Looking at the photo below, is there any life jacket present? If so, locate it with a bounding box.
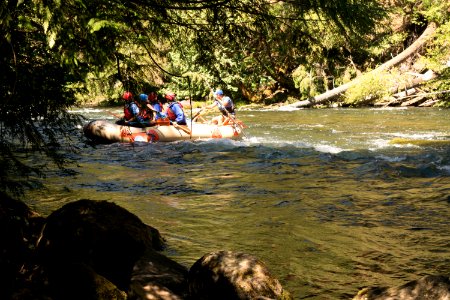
[124,102,143,122]
[223,96,235,114]
[154,109,170,125]
[124,102,133,120]
[216,98,234,117]
[140,106,153,121]
[166,102,183,121]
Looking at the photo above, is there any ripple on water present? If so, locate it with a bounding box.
[22,108,450,299]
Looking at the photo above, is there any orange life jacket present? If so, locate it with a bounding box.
[166,102,183,121]
[124,103,133,120]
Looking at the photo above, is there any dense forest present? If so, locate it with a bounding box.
[1,0,449,193]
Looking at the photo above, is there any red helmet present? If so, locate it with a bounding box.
[122,91,133,101]
[164,92,176,101]
[148,92,157,101]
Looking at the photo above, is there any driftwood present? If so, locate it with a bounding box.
[400,95,425,106]
[284,22,437,108]
[373,69,438,106]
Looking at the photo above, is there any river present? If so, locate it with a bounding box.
[24,107,450,299]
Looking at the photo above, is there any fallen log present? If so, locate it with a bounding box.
[400,95,426,106]
[283,22,437,108]
[377,88,450,107]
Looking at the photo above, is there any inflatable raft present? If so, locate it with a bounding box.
[83,120,244,143]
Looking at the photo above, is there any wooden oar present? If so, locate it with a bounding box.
[192,107,209,123]
[173,122,191,135]
[221,109,247,129]
[192,108,205,120]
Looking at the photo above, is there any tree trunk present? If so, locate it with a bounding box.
[284,22,437,108]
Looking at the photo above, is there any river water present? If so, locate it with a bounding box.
[24,107,450,299]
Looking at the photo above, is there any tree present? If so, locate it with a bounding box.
[0,0,396,194]
[1,0,82,194]
[286,22,438,108]
[160,0,386,102]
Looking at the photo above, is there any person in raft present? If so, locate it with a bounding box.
[138,93,156,126]
[117,91,144,127]
[206,89,235,125]
[148,92,163,113]
[161,92,187,125]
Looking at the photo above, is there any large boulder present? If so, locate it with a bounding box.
[37,199,165,295]
[44,262,127,300]
[188,250,292,300]
[353,275,450,300]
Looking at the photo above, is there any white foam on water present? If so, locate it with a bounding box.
[314,144,346,154]
[277,106,301,112]
[369,139,391,150]
[390,132,437,139]
[69,107,105,113]
[438,165,450,174]
[374,154,407,162]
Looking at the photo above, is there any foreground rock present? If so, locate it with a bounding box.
[37,199,183,299]
[188,250,292,300]
[130,249,189,299]
[1,197,293,299]
[353,275,450,300]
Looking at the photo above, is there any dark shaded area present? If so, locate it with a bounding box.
[38,199,164,291]
[0,196,187,299]
[0,191,46,299]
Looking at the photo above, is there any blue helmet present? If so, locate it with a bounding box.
[214,89,224,96]
[139,93,148,102]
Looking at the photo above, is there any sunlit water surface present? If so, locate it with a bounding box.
[24,107,450,299]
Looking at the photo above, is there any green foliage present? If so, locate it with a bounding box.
[420,22,450,72]
[293,66,317,98]
[182,0,373,102]
[416,14,450,107]
[2,0,448,194]
[370,32,409,57]
[419,0,450,24]
[1,0,84,194]
[344,70,396,105]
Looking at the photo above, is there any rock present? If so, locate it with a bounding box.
[188,250,292,300]
[130,250,189,300]
[3,197,294,300]
[37,199,164,292]
[353,275,450,300]
[46,262,127,300]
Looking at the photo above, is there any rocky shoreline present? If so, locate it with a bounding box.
[1,193,448,299]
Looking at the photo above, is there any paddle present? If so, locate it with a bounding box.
[192,107,209,123]
[215,100,246,129]
[214,101,249,138]
[192,108,204,121]
[172,122,192,135]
